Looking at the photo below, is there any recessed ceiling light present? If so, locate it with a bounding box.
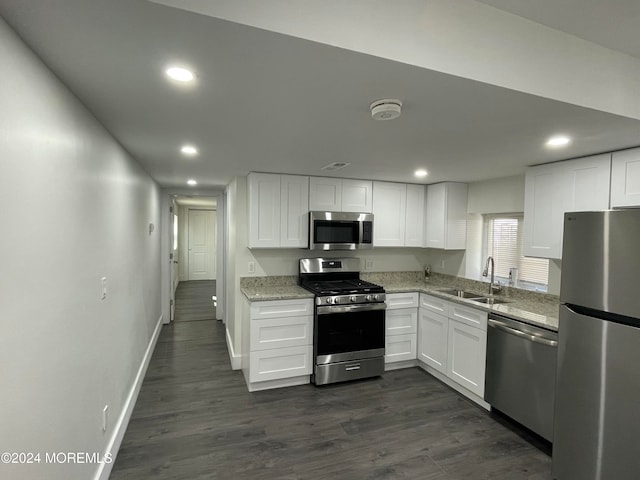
[546,135,571,147]
[165,67,194,82]
[187,179,197,186]
[415,169,428,178]
[181,145,198,156]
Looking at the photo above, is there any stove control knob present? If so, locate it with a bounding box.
[350,296,357,302]
[326,297,334,304]
[366,294,376,301]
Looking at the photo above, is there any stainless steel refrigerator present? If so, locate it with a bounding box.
[553,209,640,479]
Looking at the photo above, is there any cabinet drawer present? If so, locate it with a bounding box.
[419,293,449,316]
[385,333,417,363]
[250,299,313,320]
[449,304,488,330]
[385,308,418,335]
[386,292,419,309]
[249,345,313,383]
[250,315,312,351]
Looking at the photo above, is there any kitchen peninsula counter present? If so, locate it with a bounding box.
[363,272,559,332]
[240,272,559,331]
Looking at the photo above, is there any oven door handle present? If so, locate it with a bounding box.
[317,302,386,315]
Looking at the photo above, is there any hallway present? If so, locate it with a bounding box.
[174,280,217,322]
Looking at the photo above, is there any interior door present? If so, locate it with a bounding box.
[170,211,178,321]
[188,209,216,280]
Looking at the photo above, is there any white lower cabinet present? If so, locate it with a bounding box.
[418,293,488,405]
[384,293,418,365]
[386,333,417,363]
[447,319,486,397]
[417,308,448,373]
[244,298,314,391]
[249,345,313,383]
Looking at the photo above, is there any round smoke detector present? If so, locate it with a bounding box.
[370,99,402,121]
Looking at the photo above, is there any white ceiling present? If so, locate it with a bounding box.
[1,0,639,189]
[476,0,640,60]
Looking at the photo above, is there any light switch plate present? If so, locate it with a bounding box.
[100,277,108,300]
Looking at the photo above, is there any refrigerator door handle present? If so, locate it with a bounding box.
[488,318,558,347]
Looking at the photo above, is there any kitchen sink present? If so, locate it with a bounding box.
[470,297,511,305]
[439,288,484,299]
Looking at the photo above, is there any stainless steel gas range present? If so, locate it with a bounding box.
[299,257,386,385]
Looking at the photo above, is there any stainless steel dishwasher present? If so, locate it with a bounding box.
[484,313,558,442]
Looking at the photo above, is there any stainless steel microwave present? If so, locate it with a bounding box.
[309,211,373,250]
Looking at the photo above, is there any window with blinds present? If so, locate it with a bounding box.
[484,214,549,288]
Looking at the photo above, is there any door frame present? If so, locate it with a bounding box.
[160,188,225,324]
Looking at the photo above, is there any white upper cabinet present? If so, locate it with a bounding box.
[280,175,310,248]
[405,184,426,247]
[309,177,341,211]
[424,182,467,250]
[524,154,611,259]
[523,163,565,259]
[342,179,373,212]
[564,154,611,212]
[372,181,407,246]
[373,181,427,247]
[611,147,640,207]
[248,173,281,248]
[248,173,309,248]
[309,177,373,212]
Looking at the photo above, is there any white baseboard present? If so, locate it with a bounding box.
[246,375,310,392]
[226,326,242,370]
[385,359,418,371]
[417,362,490,411]
[94,313,164,480]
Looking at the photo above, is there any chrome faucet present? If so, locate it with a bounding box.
[482,256,501,296]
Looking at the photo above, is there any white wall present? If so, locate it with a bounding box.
[243,248,430,277]
[0,18,161,480]
[225,178,241,365]
[467,175,525,214]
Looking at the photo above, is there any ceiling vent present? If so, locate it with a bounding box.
[321,162,350,171]
[370,99,402,121]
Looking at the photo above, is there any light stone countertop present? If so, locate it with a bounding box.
[240,272,559,331]
[241,284,314,302]
[240,276,314,302]
[365,272,559,332]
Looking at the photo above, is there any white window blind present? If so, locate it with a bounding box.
[484,214,549,286]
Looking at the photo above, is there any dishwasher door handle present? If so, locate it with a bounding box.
[488,318,558,347]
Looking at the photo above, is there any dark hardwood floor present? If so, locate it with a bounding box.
[110,283,551,479]
[174,280,217,322]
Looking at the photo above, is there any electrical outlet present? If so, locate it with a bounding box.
[248,261,256,274]
[440,260,445,269]
[102,405,109,432]
[365,259,374,270]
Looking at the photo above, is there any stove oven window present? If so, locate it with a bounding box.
[316,309,384,356]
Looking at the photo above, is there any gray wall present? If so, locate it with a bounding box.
[0,18,162,480]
